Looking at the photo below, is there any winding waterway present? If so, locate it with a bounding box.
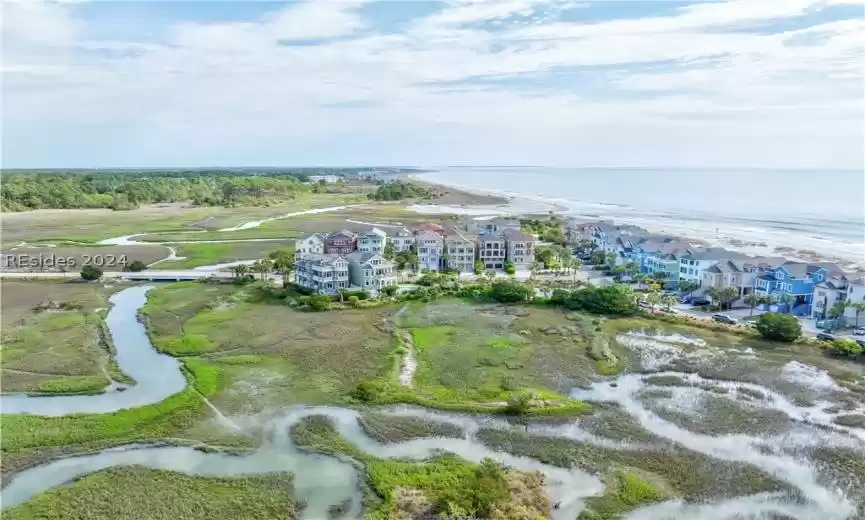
[2,287,863,519]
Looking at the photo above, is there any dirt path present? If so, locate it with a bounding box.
[398,330,417,387]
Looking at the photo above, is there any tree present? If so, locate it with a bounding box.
[563,283,637,315]
[651,271,668,283]
[828,300,849,320]
[778,293,795,312]
[678,280,699,298]
[268,249,295,285]
[743,293,771,316]
[661,294,678,310]
[503,261,516,275]
[474,260,485,275]
[381,285,398,298]
[850,301,865,328]
[708,286,739,310]
[126,260,147,272]
[827,338,863,358]
[755,312,801,342]
[80,264,103,281]
[230,264,249,279]
[605,252,617,267]
[383,240,395,261]
[589,251,606,265]
[489,280,532,303]
[645,289,662,312]
[504,391,535,415]
[348,295,360,308]
[634,273,649,290]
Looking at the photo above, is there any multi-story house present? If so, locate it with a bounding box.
[346,252,397,294]
[754,262,844,315]
[443,231,476,273]
[294,254,350,295]
[701,257,782,298]
[678,248,747,288]
[416,230,444,271]
[466,218,521,235]
[502,228,535,270]
[324,230,357,255]
[811,273,865,323]
[630,238,695,285]
[357,228,387,254]
[478,231,506,270]
[391,228,415,253]
[294,233,325,259]
[844,276,865,324]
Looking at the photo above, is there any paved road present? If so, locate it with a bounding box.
[0,270,284,285]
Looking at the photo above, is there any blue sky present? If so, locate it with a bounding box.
[3,0,863,168]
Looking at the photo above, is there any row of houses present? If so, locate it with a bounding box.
[578,220,865,322]
[293,219,537,295]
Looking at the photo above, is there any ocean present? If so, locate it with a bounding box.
[417,167,865,268]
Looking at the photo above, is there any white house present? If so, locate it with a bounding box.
[308,175,340,183]
[357,228,387,254]
[346,252,397,294]
[294,233,325,259]
[844,275,865,324]
[391,228,415,252]
[812,277,849,320]
[416,230,444,271]
[678,248,747,288]
[294,254,349,294]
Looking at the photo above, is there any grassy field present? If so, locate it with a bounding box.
[0,281,127,394]
[0,193,369,245]
[394,300,610,404]
[0,245,171,272]
[578,471,667,520]
[150,240,295,269]
[142,282,396,411]
[0,467,299,520]
[290,415,550,520]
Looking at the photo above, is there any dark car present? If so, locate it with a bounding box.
[816,332,836,341]
[690,297,711,306]
[712,314,737,325]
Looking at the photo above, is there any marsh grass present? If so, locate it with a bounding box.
[0,467,298,520]
[358,412,464,443]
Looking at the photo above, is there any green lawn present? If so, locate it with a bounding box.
[150,241,294,270]
[0,467,298,520]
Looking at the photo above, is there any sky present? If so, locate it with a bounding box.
[2,0,863,168]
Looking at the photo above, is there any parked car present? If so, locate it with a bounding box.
[678,296,692,304]
[852,327,865,336]
[690,297,711,306]
[712,314,737,325]
[857,339,865,347]
[816,332,836,341]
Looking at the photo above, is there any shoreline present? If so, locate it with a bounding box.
[409,172,864,272]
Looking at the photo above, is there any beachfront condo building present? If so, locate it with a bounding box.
[294,254,350,295]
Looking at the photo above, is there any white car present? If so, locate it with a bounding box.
[853,327,865,336]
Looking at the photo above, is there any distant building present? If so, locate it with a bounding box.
[308,175,340,183]
[478,231,506,270]
[357,228,387,254]
[390,228,415,253]
[324,230,357,255]
[294,254,349,294]
[701,257,782,298]
[678,248,748,288]
[755,262,845,315]
[501,228,536,270]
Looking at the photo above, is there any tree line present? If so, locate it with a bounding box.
[1,171,312,211]
[367,181,431,201]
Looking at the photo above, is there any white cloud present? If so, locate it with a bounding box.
[1,0,862,168]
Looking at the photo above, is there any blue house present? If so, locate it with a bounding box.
[754,262,844,316]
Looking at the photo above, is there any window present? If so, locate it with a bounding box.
[774,271,784,280]
[420,248,428,253]
[680,267,687,274]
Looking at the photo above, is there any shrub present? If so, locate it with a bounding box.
[80,264,103,281]
[352,380,386,402]
[474,260,484,275]
[827,338,863,358]
[381,285,398,298]
[755,312,801,342]
[348,295,360,308]
[306,294,332,311]
[489,280,532,303]
[504,391,535,415]
[126,260,147,272]
[503,261,516,275]
[563,284,637,315]
[343,290,369,300]
[294,284,315,296]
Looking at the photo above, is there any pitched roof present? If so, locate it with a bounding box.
[300,253,346,265]
[328,229,357,240]
[779,261,845,278]
[684,247,747,261]
[360,227,387,238]
[416,230,443,241]
[807,262,845,277]
[297,233,325,243]
[501,228,535,241]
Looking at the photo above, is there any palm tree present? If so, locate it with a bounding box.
[848,301,865,328]
[646,290,662,313]
[743,293,763,316]
[570,257,582,287]
[828,300,849,320]
[661,294,677,311]
[679,280,699,299]
[634,273,649,291]
[231,264,249,279]
[778,293,796,313]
